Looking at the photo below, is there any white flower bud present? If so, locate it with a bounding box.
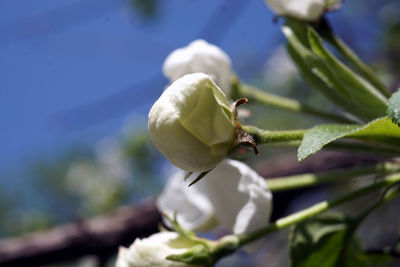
[115,232,198,267]
[264,0,328,21]
[148,73,235,172]
[156,159,273,236]
[163,39,232,95]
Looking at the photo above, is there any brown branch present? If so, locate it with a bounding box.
[0,198,161,267]
[0,151,387,266]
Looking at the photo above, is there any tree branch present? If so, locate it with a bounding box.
[0,198,161,267]
[0,151,386,266]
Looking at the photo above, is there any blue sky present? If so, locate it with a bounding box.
[0,0,388,184]
[0,0,278,175]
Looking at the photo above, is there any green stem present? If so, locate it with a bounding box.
[236,173,400,246]
[356,182,400,225]
[241,125,306,144]
[233,83,354,123]
[318,19,391,98]
[241,125,400,156]
[266,162,400,192]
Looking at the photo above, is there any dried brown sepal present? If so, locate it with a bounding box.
[234,127,259,156]
[232,98,249,121]
[232,98,259,156]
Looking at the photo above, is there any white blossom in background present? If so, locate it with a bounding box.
[148,73,235,172]
[264,0,328,21]
[263,46,298,89]
[163,39,232,96]
[65,138,131,213]
[156,159,273,236]
[115,232,199,267]
[95,137,131,180]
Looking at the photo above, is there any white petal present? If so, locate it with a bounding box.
[157,160,273,240]
[201,160,248,231]
[116,232,196,267]
[265,0,327,21]
[284,0,326,21]
[201,160,273,234]
[156,171,217,231]
[233,185,272,234]
[163,39,232,95]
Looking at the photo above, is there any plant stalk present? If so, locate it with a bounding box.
[234,83,354,123]
[241,125,306,144]
[266,162,400,192]
[241,125,400,156]
[236,173,400,246]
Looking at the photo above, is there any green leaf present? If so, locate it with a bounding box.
[308,28,388,120]
[287,44,353,111]
[289,212,393,267]
[352,253,395,266]
[283,25,352,103]
[290,213,349,267]
[283,24,378,121]
[298,117,400,161]
[387,89,400,126]
[284,17,310,48]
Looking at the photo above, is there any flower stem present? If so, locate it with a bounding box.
[241,125,400,156]
[266,162,400,192]
[241,125,306,144]
[233,82,354,123]
[236,173,400,246]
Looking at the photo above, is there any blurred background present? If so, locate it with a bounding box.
[1,0,400,266]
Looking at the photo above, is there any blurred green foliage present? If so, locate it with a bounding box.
[0,130,162,239]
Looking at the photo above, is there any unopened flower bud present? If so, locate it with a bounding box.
[115,232,199,267]
[163,39,232,96]
[264,0,328,21]
[148,73,235,172]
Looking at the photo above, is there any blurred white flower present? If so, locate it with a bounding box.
[115,232,198,267]
[148,73,235,172]
[65,137,131,213]
[264,0,328,21]
[263,46,298,89]
[163,39,232,95]
[156,159,272,235]
[95,137,131,181]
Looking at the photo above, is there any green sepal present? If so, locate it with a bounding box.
[387,89,400,126]
[167,244,213,265]
[282,23,368,120]
[307,27,388,120]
